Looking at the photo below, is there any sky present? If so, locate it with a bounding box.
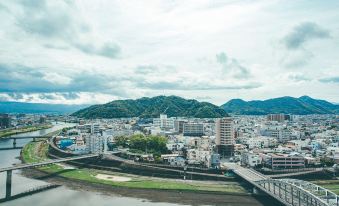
[0,0,339,105]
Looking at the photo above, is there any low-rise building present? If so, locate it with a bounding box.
[161,154,186,166]
[265,153,305,169]
[242,152,262,167]
[246,136,277,149]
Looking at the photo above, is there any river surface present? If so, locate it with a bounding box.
[0,123,271,206]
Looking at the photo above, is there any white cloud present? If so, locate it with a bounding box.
[43,72,72,85]
[0,0,339,105]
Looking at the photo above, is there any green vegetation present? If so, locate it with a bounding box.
[311,180,339,195]
[39,167,246,193]
[0,124,52,138]
[21,141,247,194]
[114,134,168,157]
[221,96,339,115]
[72,95,228,118]
[320,158,335,167]
[114,136,129,148]
[129,134,168,155]
[22,141,49,163]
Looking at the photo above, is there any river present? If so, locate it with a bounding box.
[0,123,272,206]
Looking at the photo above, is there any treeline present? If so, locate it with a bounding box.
[72,95,228,118]
[114,134,168,157]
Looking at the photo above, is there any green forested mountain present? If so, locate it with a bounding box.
[72,96,228,118]
[221,96,339,115]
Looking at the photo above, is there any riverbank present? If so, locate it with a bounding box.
[21,141,250,195]
[311,180,339,194]
[0,124,53,138]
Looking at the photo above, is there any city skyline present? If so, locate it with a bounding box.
[1,0,339,105]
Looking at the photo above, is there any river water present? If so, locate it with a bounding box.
[0,123,270,206]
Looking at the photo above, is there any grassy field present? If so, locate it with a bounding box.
[21,141,248,194]
[311,180,339,195]
[0,124,52,138]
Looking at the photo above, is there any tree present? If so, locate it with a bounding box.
[115,136,129,148]
[320,157,334,167]
[129,134,168,156]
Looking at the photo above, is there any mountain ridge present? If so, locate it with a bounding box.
[1,95,338,116]
[221,96,339,115]
[72,95,228,118]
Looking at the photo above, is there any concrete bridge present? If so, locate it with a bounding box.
[0,154,99,200]
[1,136,50,147]
[225,163,339,206]
[0,184,60,203]
[0,146,24,151]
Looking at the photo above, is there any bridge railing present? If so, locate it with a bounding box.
[282,179,339,206]
[255,178,339,206]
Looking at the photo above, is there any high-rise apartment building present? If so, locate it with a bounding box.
[183,123,204,136]
[0,114,11,129]
[85,134,104,154]
[215,117,235,157]
[267,114,291,122]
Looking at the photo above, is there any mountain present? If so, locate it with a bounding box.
[0,101,88,114]
[221,96,339,115]
[72,96,228,118]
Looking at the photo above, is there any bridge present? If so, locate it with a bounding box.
[0,146,24,151]
[1,135,50,146]
[0,184,60,203]
[268,168,325,178]
[225,163,339,206]
[0,136,51,151]
[0,154,99,200]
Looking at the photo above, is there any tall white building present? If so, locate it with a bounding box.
[91,123,100,134]
[86,135,104,154]
[153,114,175,130]
[215,117,235,157]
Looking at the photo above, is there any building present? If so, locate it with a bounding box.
[262,126,292,143]
[0,114,11,129]
[267,114,291,122]
[174,120,186,133]
[183,123,204,136]
[242,152,262,167]
[246,136,277,149]
[91,123,100,134]
[166,141,185,151]
[215,117,235,157]
[187,136,212,150]
[86,135,104,154]
[39,116,46,124]
[153,114,174,130]
[161,154,186,166]
[187,149,213,167]
[265,154,305,169]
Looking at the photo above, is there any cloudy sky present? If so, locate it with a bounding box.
[0,0,338,105]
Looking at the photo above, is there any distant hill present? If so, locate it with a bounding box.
[0,101,88,114]
[221,96,339,115]
[72,95,228,118]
